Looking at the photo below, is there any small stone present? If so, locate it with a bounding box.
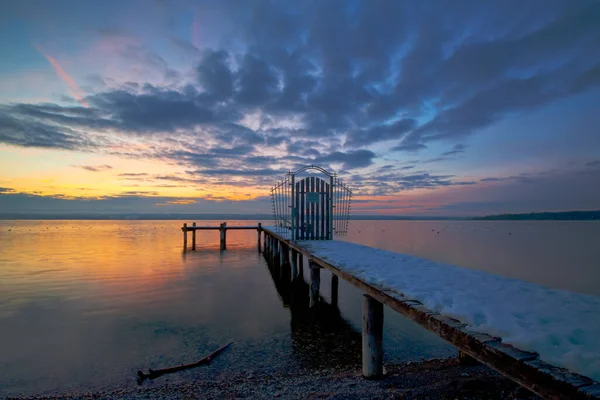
[274,391,281,397]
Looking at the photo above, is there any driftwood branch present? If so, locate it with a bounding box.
[136,342,233,384]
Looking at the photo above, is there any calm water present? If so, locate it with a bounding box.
[1,220,599,396]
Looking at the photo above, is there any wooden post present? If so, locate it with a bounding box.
[257,223,262,253]
[183,223,188,250]
[279,242,286,266]
[290,249,298,280]
[298,253,304,277]
[309,260,320,308]
[192,222,196,250]
[331,274,339,307]
[279,245,286,280]
[219,223,225,251]
[362,294,384,378]
[222,222,227,250]
[273,239,280,264]
[458,350,480,366]
[266,235,271,257]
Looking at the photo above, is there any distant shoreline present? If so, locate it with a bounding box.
[0,210,598,221]
[472,210,600,221]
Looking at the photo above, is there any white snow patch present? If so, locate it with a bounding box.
[298,240,600,382]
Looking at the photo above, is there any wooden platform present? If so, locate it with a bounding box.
[181,222,262,251]
[262,227,600,400]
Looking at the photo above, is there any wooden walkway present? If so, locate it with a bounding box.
[181,222,262,251]
[261,227,600,400]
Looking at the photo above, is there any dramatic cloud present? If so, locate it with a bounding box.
[1,0,599,213]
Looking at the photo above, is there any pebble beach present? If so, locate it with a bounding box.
[6,358,539,400]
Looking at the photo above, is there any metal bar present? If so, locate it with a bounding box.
[319,179,326,240]
[310,176,315,240]
[314,176,318,239]
[300,178,305,240]
[329,175,333,239]
[290,175,296,241]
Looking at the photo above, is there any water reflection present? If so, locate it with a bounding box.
[264,247,362,369]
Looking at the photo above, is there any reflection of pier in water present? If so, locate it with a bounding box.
[265,251,362,370]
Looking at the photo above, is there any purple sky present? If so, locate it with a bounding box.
[0,0,599,215]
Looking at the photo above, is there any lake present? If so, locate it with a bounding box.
[1,219,599,397]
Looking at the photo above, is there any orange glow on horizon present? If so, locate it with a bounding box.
[33,43,89,107]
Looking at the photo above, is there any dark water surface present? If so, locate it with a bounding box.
[0,220,598,396]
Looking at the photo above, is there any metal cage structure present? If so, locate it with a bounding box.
[270,165,352,241]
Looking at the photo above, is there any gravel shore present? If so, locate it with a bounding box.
[6,357,540,400]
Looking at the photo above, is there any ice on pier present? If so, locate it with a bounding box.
[300,240,600,382]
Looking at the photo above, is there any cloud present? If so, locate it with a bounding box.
[71,164,113,172]
[441,144,468,157]
[196,49,234,100]
[345,119,416,147]
[192,168,282,177]
[1,0,600,211]
[118,172,149,177]
[0,191,272,214]
[316,150,376,170]
[33,43,89,107]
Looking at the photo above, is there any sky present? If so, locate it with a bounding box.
[0,0,599,216]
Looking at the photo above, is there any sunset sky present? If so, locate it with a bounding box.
[0,0,599,215]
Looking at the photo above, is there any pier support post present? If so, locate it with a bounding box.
[273,240,280,265]
[257,223,262,253]
[183,223,187,250]
[309,260,320,308]
[362,294,384,378]
[279,244,287,280]
[268,236,273,263]
[222,222,227,250]
[298,253,304,276]
[279,242,286,266]
[192,222,196,250]
[458,350,480,366]
[219,223,225,251]
[290,249,298,280]
[331,274,339,307]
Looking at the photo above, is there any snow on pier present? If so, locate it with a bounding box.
[299,240,600,384]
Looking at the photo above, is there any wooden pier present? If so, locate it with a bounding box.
[179,221,599,399]
[259,227,600,400]
[181,222,262,251]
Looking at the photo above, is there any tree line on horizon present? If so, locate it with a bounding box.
[473,210,600,220]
